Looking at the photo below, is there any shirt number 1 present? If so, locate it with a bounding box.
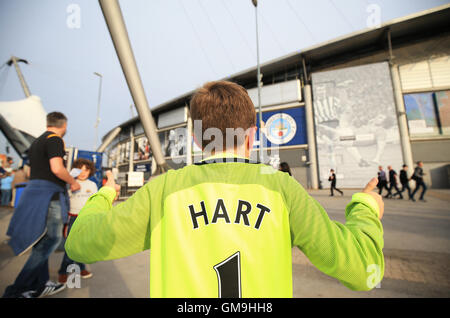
[213,251,241,298]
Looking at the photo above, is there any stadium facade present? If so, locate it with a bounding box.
[101,5,450,195]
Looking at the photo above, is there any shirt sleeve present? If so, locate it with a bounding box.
[285,176,384,291]
[65,173,166,264]
[46,135,65,159]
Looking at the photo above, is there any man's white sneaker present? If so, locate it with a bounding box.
[36,281,66,298]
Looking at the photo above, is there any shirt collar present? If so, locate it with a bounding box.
[197,152,259,165]
[201,152,249,162]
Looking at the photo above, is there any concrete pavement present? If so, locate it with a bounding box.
[1,189,449,298]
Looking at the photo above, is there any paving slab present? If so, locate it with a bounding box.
[1,188,449,298]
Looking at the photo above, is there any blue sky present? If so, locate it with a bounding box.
[0,0,448,155]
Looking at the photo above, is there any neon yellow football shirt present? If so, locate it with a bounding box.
[66,153,384,297]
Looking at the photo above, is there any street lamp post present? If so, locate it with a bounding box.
[94,72,103,151]
[252,0,264,163]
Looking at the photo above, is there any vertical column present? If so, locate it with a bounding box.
[186,107,193,166]
[304,84,319,190]
[107,149,113,168]
[129,127,134,173]
[390,63,414,177]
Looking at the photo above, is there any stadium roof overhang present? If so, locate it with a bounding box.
[230,3,450,82]
[0,115,32,157]
[103,4,450,141]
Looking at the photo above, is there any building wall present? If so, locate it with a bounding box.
[411,139,450,188]
[315,33,450,73]
[104,33,450,190]
[314,33,450,188]
[277,148,309,186]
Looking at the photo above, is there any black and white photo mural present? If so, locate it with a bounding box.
[312,62,403,188]
[158,127,187,158]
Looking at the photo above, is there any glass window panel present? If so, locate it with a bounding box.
[435,90,450,135]
[404,93,439,136]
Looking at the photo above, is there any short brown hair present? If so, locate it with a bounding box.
[47,112,67,128]
[190,81,256,149]
[72,158,96,177]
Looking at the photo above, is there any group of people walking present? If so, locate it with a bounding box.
[377,162,427,202]
[326,161,427,202]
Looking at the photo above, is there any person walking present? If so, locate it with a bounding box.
[2,112,81,298]
[388,166,403,199]
[377,166,391,198]
[411,161,427,202]
[1,172,14,206]
[399,164,412,200]
[328,169,343,196]
[0,160,6,201]
[58,158,98,283]
[11,165,30,207]
[65,81,384,297]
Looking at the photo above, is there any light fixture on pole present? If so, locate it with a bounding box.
[252,0,264,163]
[6,56,31,98]
[94,72,103,151]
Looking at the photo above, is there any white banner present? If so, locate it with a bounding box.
[128,171,144,187]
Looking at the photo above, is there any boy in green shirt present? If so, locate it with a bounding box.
[66,81,384,297]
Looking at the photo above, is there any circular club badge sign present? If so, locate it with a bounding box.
[264,113,297,145]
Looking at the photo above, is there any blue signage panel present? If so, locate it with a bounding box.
[255,107,307,148]
[134,163,151,172]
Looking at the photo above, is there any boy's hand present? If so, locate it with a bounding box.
[105,171,120,201]
[362,177,384,220]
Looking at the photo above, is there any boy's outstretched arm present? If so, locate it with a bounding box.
[65,172,163,264]
[288,177,385,291]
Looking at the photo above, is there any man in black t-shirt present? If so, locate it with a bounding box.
[399,164,412,200]
[3,112,80,299]
[388,165,403,199]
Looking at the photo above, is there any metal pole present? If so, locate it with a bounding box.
[252,0,264,163]
[129,127,134,173]
[94,72,103,150]
[7,56,31,98]
[390,63,414,178]
[304,84,319,189]
[97,126,121,152]
[98,0,169,175]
